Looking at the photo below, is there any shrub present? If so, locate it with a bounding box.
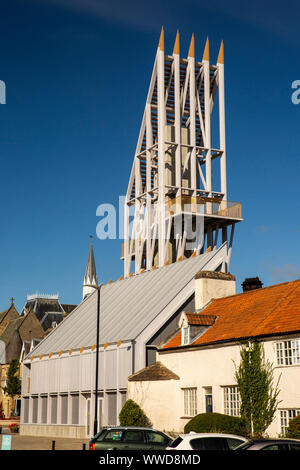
[285,415,300,439]
[119,400,152,427]
[184,413,248,437]
[8,423,19,433]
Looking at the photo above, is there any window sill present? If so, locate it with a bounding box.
[180,416,196,419]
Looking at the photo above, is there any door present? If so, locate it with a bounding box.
[87,397,103,437]
[205,395,213,413]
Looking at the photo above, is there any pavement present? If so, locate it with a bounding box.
[0,431,90,450]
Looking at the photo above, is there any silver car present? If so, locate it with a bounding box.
[166,432,249,450]
[234,438,300,451]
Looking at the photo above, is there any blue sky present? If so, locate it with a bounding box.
[0,0,300,312]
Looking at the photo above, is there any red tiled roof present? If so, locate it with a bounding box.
[162,279,300,350]
[185,313,217,326]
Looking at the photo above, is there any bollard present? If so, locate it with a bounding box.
[52,440,55,450]
[82,443,86,450]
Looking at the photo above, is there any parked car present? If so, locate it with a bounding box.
[166,432,249,450]
[234,439,300,451]
[89,426,172,450]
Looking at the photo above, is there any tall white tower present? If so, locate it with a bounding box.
[123,28,242,278]
[83,243,98,299]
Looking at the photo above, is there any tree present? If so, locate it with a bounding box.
[119,399,152,427]
[235,340,281,437]
[2,360,21,417]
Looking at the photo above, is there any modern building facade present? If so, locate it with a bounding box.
[20,29,243,438]
[20,245,229,438]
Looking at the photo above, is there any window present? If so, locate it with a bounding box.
[276,340,300,365]
[71,394,79,425]
[262,443,289,451]
[61,395,68,424]
[183,388,197,417]
[123,431,145,443]
[289,443,300,451]
[51,395,58,424]
[146,431,169,445]
[190,437,229,450]
[280,409,300,435]
[223,386,240,417]
[32,397,38,423]
[41,396,48,424]
[102,430,123,441]
[23,397,29,423]
[181,326,190,345]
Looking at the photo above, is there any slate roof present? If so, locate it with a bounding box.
[161,279,300,350]
[128,361,179,381]
[24,243,228,359]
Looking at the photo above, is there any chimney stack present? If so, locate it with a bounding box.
[194,271,236,310]
[241,277,263,292]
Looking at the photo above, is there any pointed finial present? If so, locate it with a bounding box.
[158,26,164,51]
[217,40,224,64]
[188,33,195,58]
[203,37,209,61]
[173,30,180,55]
[10,297,14,304]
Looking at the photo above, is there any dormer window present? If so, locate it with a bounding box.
[182,325,190,345]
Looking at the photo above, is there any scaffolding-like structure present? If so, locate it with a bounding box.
[123,28,242,278]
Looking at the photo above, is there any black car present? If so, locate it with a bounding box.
[89,426,172,450]
[235,438,300,451]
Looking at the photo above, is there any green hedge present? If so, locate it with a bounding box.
[285,415,300,439]
[184,413,248,437]
[119,400,152,427]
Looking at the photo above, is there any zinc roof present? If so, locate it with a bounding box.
[25,244,227,359]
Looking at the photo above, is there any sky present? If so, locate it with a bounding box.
[0,0,300,312]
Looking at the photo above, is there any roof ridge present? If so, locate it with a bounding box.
[209,278,300,303]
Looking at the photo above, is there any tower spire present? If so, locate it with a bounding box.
[173,30,180,55]
[202,36,209,61]
[158,26,164,51]
[83,239,98,299]
[217,40,224,64]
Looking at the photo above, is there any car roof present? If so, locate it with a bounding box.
[249,438,300,444]
[178,433,248,439]
[104,426,164,431]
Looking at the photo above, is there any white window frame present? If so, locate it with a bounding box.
[182,387,197,417]
[275,339,300,366]
[223,386,240,417]
[181,326,190,345]
[280,409,300,436]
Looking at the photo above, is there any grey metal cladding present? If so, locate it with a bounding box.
[26,243,227,358]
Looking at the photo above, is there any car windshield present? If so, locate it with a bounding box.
[168,437,183,448]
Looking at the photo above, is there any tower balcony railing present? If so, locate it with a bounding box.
[165,195,242,220]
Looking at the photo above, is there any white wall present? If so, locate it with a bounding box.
[128,338,300,436]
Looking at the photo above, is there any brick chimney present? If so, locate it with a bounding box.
[194,271,236,310]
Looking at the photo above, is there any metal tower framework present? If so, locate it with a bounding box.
[123,28,242,278]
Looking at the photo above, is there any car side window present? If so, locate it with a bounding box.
[123,430,145,443]
[262,444,289,450]
[289,443,300,451]
[190,437,229,450]
[146,431,168,445]
[102,430,123,441]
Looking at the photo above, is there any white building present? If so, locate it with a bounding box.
[127,274,300,437]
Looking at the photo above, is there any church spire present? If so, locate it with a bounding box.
[83,241,98,299]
